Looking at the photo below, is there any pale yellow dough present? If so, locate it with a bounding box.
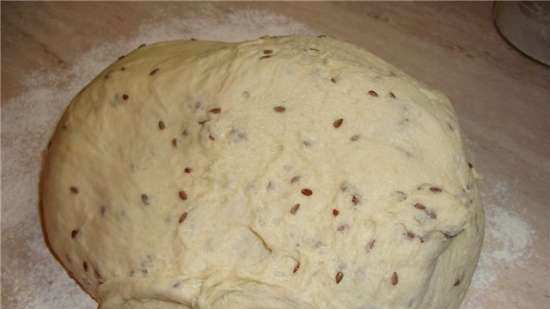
[41,35,484,309]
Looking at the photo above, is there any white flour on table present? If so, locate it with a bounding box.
[1,6,534,309]
[462,179,535,309]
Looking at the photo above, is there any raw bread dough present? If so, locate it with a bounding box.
[41,35,484,309]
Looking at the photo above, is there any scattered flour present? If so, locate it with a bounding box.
[1,6,535,309]
[462,179,535,309]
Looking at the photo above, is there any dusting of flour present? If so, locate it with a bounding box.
[462,179,535,309]
[1,6,534,309]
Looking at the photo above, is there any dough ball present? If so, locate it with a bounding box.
[41,35,484,309]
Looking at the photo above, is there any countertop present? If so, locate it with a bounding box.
[2,2,549,309]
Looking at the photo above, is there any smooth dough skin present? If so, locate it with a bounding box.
[41,35,484,309]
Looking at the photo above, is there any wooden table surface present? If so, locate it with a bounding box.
[2,2,549,309]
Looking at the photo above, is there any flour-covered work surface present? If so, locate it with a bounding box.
[2,3,549,309]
